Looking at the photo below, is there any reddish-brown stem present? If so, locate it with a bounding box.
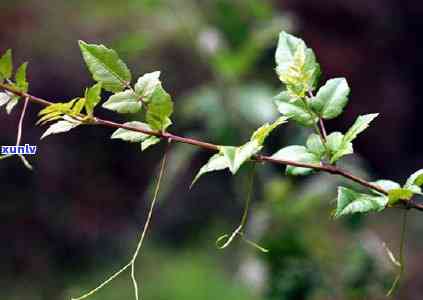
[1,82,422,212]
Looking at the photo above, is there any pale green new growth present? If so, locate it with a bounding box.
[0,49,13,80]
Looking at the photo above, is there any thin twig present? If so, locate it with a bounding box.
[1,82,422,212]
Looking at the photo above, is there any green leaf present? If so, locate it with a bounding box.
[274,91,317,127]
[271,145,320,176]
[102,89,140,114]
[134,71,161,101]
[220,142,262,174]
[306,133,325,158]
[15,62,28,92]
[84,83,102,116]
[326,131,353,163]
[79,41,131,92]
[372,180,401,193]
[327,114,378,163]
[191,118,286,187]
[334,187,388,218]
[275,32,320,94]
[5,96,18,114]
[41,118,80,139]
[0,92,11,107]
[310,78,350,119]
[145,84,173,131]
[110,121,152,142]
[250,116,287,145]
[0,49,12,80]
[191,153,229,188]
[387,188,414,205]
[141,136,160,151]
[405,169,423,188]
[71,98,85,115]
[344,113,379,143]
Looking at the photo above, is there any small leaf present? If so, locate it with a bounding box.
[191,153,229,188]
[41,118,80,139]
[84,83,102,116]
[141,136,160,151]
[134,71,161,101]
[102,90,141,114]
[250,116,287,145]
[5,96,19,114]
[306,133,325,158]
[71,98,85,115]
[145,84,173,131]
[79,41,131,92]
[327,114,378,163]
[274,91,317,127]
[0,92,11,107]
[220,142,262,174]
[111,121,152,142]
[15,62,28,92]
[335,186,388,218]
[405,169,423,188]
[326,131,353,163]
[388,188,414,205]
[344,113,379,143]
[271,145,320,176]
[372,180,401,193]
[310,78,350,119]
[0,49,12,80]
[275,32,320,93]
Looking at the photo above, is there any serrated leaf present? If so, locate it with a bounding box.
[387,188,414,205]
[191,153,229,188]
[110,121,152,142]
[310,78,350,119]
[335,187,388,218]
[141,136,160,151]
[0,92,11,107]
[79,41,131,92]
[306,133,326,158]
[84,83,102,116]
[41,118,80,139]
[102,89,140,113]
[0,49,12,80]
[145,84,173,131]
[274,91,317,126]
[134,71,161,101]
[275,32,320,93]
[344,113,379,143]
[271,145,320,176]
[5,96,18,114]
[15,62,28,92]
[405,169,423,188]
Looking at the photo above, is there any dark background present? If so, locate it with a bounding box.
[1,1,423,299]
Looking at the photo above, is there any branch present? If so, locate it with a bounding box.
[1,82,422,212]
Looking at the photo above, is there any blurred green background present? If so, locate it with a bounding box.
[1,0,423,299]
